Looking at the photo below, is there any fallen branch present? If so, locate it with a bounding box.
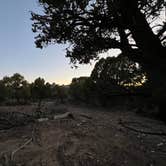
[36,112,75,122]
[119,119,166,136]
[10,123,41,161]
[53,112,74,120]
[11,138,33,160]
[0,137,33,165]
[0,112,36,131]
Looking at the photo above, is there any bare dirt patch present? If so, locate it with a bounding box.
[0,103,166,166]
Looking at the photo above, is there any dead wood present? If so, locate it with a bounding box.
[11,138,33,161]
[0,112,36,131]
[0,111,75,131]
[119,119,166,136]
[53,112,74,120]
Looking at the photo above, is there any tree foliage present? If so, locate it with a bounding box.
[70,77,90,102]
[91,55,146,88]
[0,74,66,105]
[0,74,30,103]
[10,73,28,102]
[31,0,166,118]
[69,55,147,106]
[31,77,46,101]
[31,0,165,65]
[55,85,68,103]
[0,80,8,102]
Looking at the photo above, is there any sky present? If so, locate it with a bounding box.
[0,0,120,85]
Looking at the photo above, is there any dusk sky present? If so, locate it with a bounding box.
[0,0,120,85]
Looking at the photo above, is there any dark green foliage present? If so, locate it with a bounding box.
[31,0,165,65]
[91,55,148,106]
[45,82,52,98]
[91,55,146,88]
[32,0,166,120]
[19,82,31,104]
[0,74,66,105]
[10,73,28,103]
[0,74,30,104]
[31,77,46,101]
[69,77,90,102]
[0,80,8,102]
[55,85,68,103]
[151,83,166,120]
[2,76,13,100]
[69,55,148,106]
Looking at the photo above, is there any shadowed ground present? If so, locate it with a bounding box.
[0,103,166,166]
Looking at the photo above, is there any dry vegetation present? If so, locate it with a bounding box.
[0,102,166,166]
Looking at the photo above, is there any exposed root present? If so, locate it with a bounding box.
[119,119,166,136]
[11,138,33,161]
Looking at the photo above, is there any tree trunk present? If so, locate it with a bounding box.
[145,67,166,120]
[129,9,164,62]
[120,0,165,62]
[120,1,166,120]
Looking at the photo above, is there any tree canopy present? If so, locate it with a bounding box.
[91,55,146,88]
[0,74,66,105]
[31,0,166,117]
[31,0,165,65]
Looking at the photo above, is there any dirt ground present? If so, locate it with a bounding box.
[0,102,166,166]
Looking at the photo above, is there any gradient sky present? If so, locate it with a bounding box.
[0,0,120,85]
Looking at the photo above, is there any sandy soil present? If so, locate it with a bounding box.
[0,103,166,166]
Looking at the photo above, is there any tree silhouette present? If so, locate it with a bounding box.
[10,73,27,103]
[0,74,70,106]
[91,55,146,88]
[31,77,47,107]
[31,0,165,63]
[55,85,68,104]
[1,76,13,101]
[19,81,31,104]
[90,55,147,106]
[31,0,166,117]
[0,80,8,103]
[0,74,31,104]
[70,77,89,102]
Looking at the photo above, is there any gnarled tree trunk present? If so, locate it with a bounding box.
[120,0,166,120]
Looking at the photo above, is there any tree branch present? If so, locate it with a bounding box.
[119,120,166,136]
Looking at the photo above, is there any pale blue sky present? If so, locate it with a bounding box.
[0,0,97,84]
[0,1,164,84]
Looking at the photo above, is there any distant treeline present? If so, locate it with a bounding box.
[0,73,68,105]
[0,55,148,106]
[0,55,165,120]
